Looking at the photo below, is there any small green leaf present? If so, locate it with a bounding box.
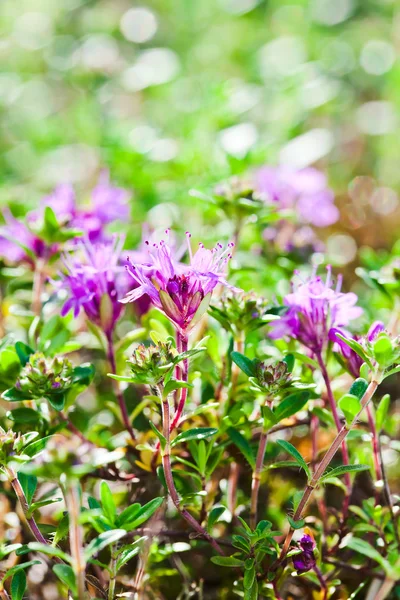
[376,394,390,433]
[84,530,126,561]
[345,537,392,574]
[171,427,218,447]
[276,440,310,477]
[163,379,192,398]
[227,427,255,468]
[15,342,35,367]
[373,335,393,368]
[288,516,305,530]
[116,503,141,527]
[7,407,40,424]
[274,391,310,422]
[100,481,117,525]
[27,498,62,518]
[207,506,225,530]
[2,561,41,583]
[283,353,295,373]
[115,537,147,570]
[53,564,77,596]
[335,334,373,368]
[122,497,163,530]
[148,421,166,451]
[349,378,368,400]
[243,565,256,589]
[2,387,32,402]
[321,464,370,482]
[72,364,95,386]
[211,556,244,567]
[18,473,37,505]
[24,435,54,458]
[338,394,361,424]
[11,570,26,600]
[261,405,277,429]
[47,392,66,411]
[27,542,71,563]
[231,352,257,377]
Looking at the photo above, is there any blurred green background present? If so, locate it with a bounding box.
[0,0,399,260]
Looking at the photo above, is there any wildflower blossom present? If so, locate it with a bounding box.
[0,209,46,264]
[121,230,237,332]
[292,533,317,573]
[57,236,126,335]
[256,165,339,228]
[270,267,363,353]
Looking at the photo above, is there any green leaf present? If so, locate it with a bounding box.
[2,561,41,583]
[27,498,62,518]
[163,379,192,398]
[24,435,54,458]
[321,464,370,482]
[338,394,361,424]
[18,473,37,505]
[7,407,40,424]
[276,440,310,477]
[84,529,126,561]
[311,406,335,427]
[261,405,277,429]
[283,353,295,373]
[274,391,310,422]
[72,364,95,386]
[207,506,225,530]
[227,427,255,468]
[288,516,305,530]
[376,394,390,433]
[288,351,319,370]
[345,537,392,573]
[53,564,77,596]
[211,556,244,567]
[122,497,164,530]
[349,378,368,400]
[148,421,166,451]
[2,387,32,402]
[115,537,147,570]
[243,565,256,589]
[335,334,373,368]
[100,481,117,525]
[15,342,35,367]
[230,352,257,377]
[47,392,66,411]
[373,335,393,368]
[26,542,71,563]
[11,570,26,600]
[171,428,218,447]
[116,503,141,527]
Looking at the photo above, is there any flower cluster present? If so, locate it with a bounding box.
[122,231,237,332]
[330,321,385,377]
[0,172,129,264]
[292,533,317,573]
[270,267,362,353]
[58,235,126,335]
[128,342,177,385]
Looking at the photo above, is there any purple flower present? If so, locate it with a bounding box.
[293,534,316,573]
[57,236,126,335]
[0,209,46,264]
[121,230,237,332]
[255,166,339,228]
[270,267,363,353]
[41,184,77,222]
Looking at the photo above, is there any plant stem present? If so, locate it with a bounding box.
[66,483,86,600]
[277,378,379,565]
[108,545,117,600]
[32,257,46,317]
[250,398,271,529]
[314,565,327,600]
[316,351,351,502]
[6,466,58,550]
[160,391,224,555]
[366,404,383,503]
[375,578,395,600]
[107,332,135,442]
[169,332,188,432]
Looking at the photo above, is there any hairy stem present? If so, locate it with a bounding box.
[169,332,188,432]
[160,391,223,555]
[277,378,379,565]
[108,545,117,600]
[250,398,272,529]
[66,483,86,600]
[107,332,135,441]
[316,352,351,501]
[6,466,59,551]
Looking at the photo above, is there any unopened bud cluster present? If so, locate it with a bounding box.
[252,360,292,395]
[16,353,73,399]
[128,342,176,385]
[211,292,270,336]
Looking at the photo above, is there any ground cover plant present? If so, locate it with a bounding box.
[1,1,400,599]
